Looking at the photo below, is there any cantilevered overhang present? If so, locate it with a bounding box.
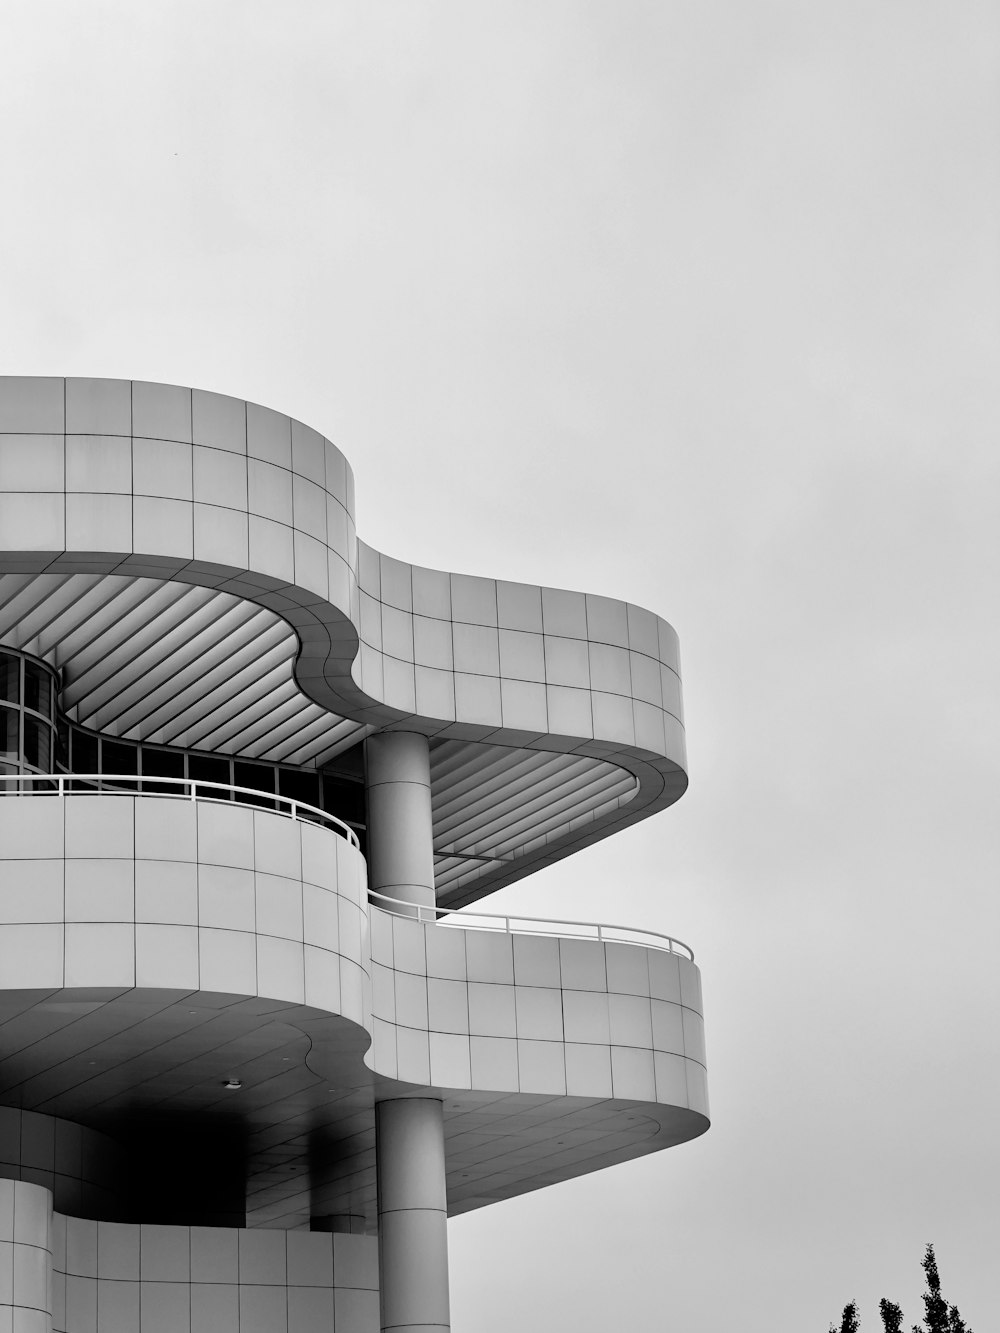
[0,376,687,906]
[0,790,707,1229]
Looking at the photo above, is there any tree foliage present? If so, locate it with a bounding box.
[830,1301,860,1333]
[878,1298,903,1333]
[827,1245,972,1333]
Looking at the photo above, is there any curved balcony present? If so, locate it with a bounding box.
[0,771,359,847]
[0,774,707,1227]
[368,888,694,960]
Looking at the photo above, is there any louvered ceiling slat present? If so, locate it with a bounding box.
[180,663,304,753]
[85,603,280,733]
[476,774,635,858]
[0,574,121,653]
[432,750,568,815]
[217,692,324,759]
[432,752,590,839]
[237,702,344,762]
[107,622,291,743]
[62,583,224,704]
[436,764,634,860]
[0,571,639,887]
[0,574,104,649]
[55,579,200,676]
[296,720,372,768]
[161,683,293,753]
[0,573,37,614]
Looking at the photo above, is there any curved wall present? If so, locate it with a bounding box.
[0,1112,126,1224]
[0,377,687,903]
[366,909,708,1119]
[0,793,368,1015]
[0,1180,52,1333]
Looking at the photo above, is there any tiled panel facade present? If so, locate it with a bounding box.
[0,377,357,611]
[0,376,689,901]
[0,376,709,1330]
[0,1112,126,1225]
[0,372,684,768]
[0,794,368,1019]
[355,540,685,765]
[0,1180,53,1333]
[366,910,708,1117]
[50,1211,379,1333]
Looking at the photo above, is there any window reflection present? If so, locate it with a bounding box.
[23,717,52,770]
[0,707,18,763]
[23,663,52,719]
[0,654,18,706]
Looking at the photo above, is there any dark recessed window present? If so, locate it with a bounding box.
[23,663,52,720]
[277,768,321,810]
[0,707,17,764]
[102,740,139,777]
[321,774,365,826]
[141,747,185,794]
[234,761,276,809]
[23,717,52,770]
[56,719,70,770]
[188,754,232,794]
[71,730,98,776]
[0,654,19,706]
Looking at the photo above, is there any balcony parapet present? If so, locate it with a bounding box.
[365,898,708,1119]
[0,772,359,847]
[368,888,694,960]
[0,788,367,1010]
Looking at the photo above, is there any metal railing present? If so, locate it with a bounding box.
[367,889,694,961]
[0,773,360,848]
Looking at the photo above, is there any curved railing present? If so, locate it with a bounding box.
[368,889,694,961]
[0,773,360,848]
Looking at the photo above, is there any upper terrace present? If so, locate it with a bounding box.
[0,376,688,908]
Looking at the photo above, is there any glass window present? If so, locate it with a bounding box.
[277,768,321,810]
[56,719,70,770]
[0,654,19,706]
[101,739,138,791]
[23,717,52,770]
[0,707,18,763]
[321,773,366,826]
[67,728,99,791]
[234,761,275,809]
[71,729,98,774]
[141,747,185,795]
[188,754,232,794]
[23,663,52,719]
[102,740,138,775]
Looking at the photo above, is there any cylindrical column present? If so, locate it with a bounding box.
[365,731,435,911]
[0,1180,53,1333]
[376,1098,450,1333]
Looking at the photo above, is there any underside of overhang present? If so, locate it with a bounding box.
[0,986,704,1229]
[0,571,638,903]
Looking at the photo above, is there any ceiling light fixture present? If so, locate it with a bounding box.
[223,1078,243,1090]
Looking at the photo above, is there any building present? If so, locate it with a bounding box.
[0,376,708,1333]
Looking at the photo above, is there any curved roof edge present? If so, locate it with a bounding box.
[0,376,688,901]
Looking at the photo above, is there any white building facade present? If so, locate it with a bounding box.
[0,377,708,1333]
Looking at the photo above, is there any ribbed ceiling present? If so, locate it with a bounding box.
[430,740,637,896]
[0,571,638,898]
[0,572,369,766]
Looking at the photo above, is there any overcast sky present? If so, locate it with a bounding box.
[1,3,998,1329]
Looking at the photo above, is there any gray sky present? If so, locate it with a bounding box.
[2,3,998,1328]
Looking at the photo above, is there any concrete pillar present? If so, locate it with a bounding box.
[376,1098,450,1333]
[365,731,435,912]
[0,1179,53,1333]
